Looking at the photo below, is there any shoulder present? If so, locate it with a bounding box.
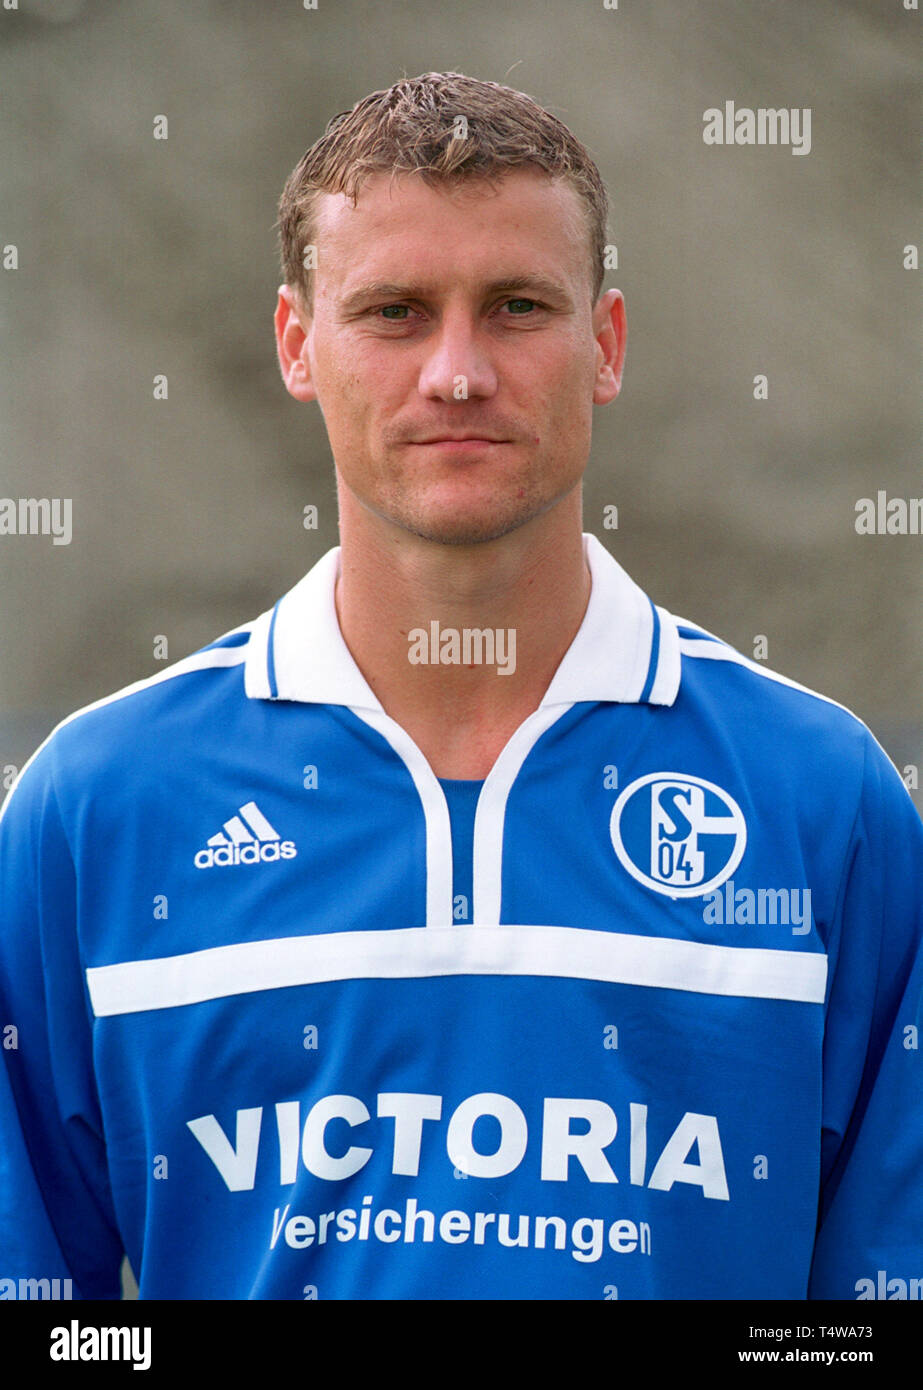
[0,619,262,829]
[666,609,912,815]
[673,612,871,741]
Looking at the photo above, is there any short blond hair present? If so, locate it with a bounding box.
[278,71,609,311]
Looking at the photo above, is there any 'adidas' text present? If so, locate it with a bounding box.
[195,841,297,870]
[194,800,297,870]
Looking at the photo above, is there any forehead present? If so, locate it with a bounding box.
[312,168,591,296]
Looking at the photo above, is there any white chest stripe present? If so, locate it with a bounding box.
[86,925,828,1017]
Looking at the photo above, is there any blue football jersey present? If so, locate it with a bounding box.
[0,533,920,1300]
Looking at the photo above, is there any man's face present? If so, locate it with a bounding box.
[276,167,625,545]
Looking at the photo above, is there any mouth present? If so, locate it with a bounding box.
[409,438,510,452]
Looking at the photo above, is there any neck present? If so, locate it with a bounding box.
[333,487,591,778]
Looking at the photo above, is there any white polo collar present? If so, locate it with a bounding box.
[244,532,680,709]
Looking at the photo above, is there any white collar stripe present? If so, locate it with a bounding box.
[350,707,454,927]
[638,598,661,703]
[265,602,281,699]
[472,703,575,925]
[647,605,682,706]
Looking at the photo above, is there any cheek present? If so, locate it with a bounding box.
[537,337,595,399]
[540,362,593,437]
[316,340,353,394]
[323,346,392,416]
[313,362,366,437]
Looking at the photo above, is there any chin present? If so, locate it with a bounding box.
[397,503,548,547]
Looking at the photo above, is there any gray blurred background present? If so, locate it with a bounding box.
[1,0,920,820]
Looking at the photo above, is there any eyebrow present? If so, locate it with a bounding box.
[337,274,573,313]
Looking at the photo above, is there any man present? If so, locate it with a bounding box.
[0,72,920,1301]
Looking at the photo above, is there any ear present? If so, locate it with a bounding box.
[591,288,627,405]
[274,285,318,403]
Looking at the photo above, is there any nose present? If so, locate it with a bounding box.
[416,311,499,402]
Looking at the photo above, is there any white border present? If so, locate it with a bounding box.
[85,923,828,1016]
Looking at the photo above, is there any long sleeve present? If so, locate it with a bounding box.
[0,740,123,1299]
[809,735,923,1299]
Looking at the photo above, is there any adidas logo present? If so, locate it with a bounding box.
[194,801,297,869]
